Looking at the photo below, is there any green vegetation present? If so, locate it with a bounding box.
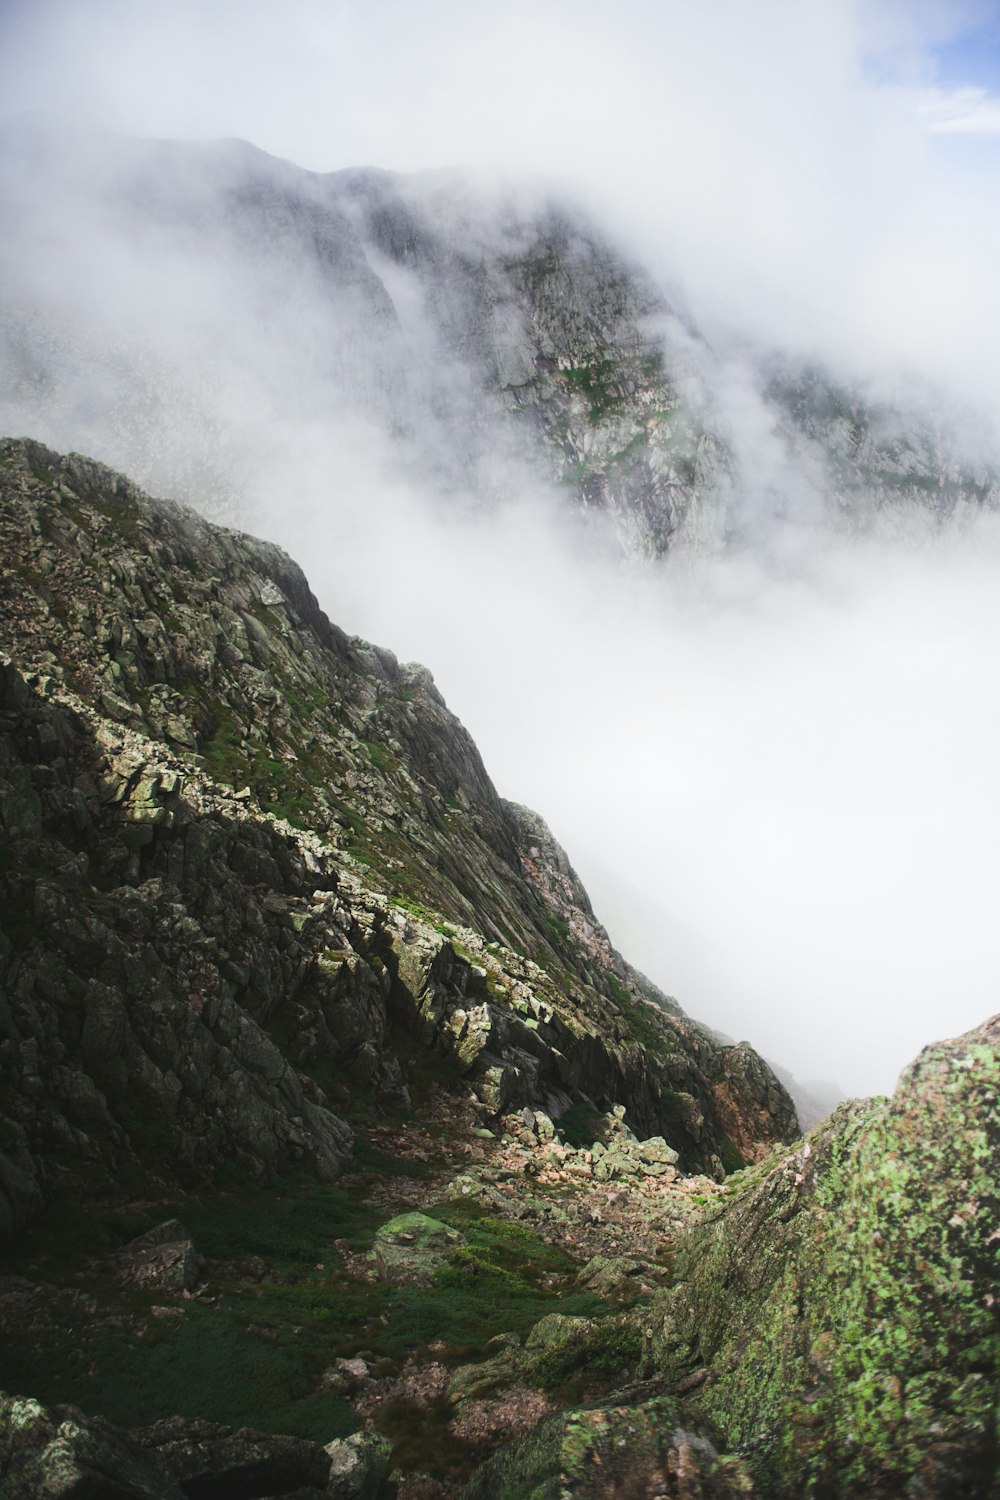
[557,1101,603,1149]
[361,737,397,772]
[543,912,571,943]
[559,359,626,421]
[665,1028,999,1494]
[717,1134,745,1176]
[379,1201,604,1361]
[0,1164,618,1450]
[0,1175,387,1440]
[526,1314,644,1400]
[606,975,671,1064]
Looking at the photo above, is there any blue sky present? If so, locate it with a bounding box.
[934,11,1000,93]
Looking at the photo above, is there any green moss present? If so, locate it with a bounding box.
[360,737,396,772]
[375,1202,605,1362]
[0,1174,393,1441]
[543,912,571,943]
[199,706,247,783]
[40,1303,359,1440]
[526,1314,644,1399]
[559,359,626,421]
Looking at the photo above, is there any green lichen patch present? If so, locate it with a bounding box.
[663,1017,1000,1496]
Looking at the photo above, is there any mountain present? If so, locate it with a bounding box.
[0,436,796,1242]
[1,123,997,561]
[0,443,996,1494]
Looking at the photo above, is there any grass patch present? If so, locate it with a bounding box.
[28,1301,359,1441]
[375,1200,606,1362]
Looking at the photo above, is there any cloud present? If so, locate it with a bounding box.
[4,0,1000,407]
[918,83,1000,131]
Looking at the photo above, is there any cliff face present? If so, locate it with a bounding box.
[1,126,996,562]
[0,437,795,1243]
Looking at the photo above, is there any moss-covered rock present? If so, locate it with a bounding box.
[370,1212,465,1286]
[460,1396,754,1499]
[0,1394,183,1499]
[656,1014,1000,1496]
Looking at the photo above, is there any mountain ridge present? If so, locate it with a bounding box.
[2,123,997,562]
[0,435,796,1245]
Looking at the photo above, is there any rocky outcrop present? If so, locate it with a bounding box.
[0,439,795,1241]
[0,1398,397,1500]
[649,1014,999,1496]
[461,1398,755,1499]
[0,1394,184,1500]
[764,358,999,528]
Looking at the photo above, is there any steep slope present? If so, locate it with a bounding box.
[1,123,996,560]
[0,438,796,1245]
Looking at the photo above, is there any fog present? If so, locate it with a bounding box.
[3,0,1000,1098]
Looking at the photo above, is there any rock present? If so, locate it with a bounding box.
[370,1212,464,1286]
[324,1432,396,1499]
[575,1253,649,1298]
[135,1416,331,1496]
[0,1394,184,1499]
[637,1134,679,1169]
[460,1396,754,1499]
[320,1359,371,1394]
[115,1221,201,1292]
[649,1014,1000,1497]
[0,439,797,1254]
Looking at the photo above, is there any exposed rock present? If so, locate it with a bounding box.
[648,1014,1000,1497]
[2,126,994,568]
[135,1416,332,1499]
[460,1397,755,1499]
[0,1394,183,1499]
[114,1222,201,1293]
[370,1212,465,1286]
[325,1432,396,1499]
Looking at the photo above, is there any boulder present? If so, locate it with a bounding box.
[0,1395,183,1499]
[325,1432,396,1499]
[135,1416,331,1497]
[369,1212,464,1286]
[115,1221,201,1293]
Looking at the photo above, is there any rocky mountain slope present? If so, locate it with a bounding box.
[2,123,997,560]
[0,440,996,1496]
[0,436,795,1244]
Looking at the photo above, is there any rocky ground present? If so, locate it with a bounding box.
[0,1071,733,1498]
